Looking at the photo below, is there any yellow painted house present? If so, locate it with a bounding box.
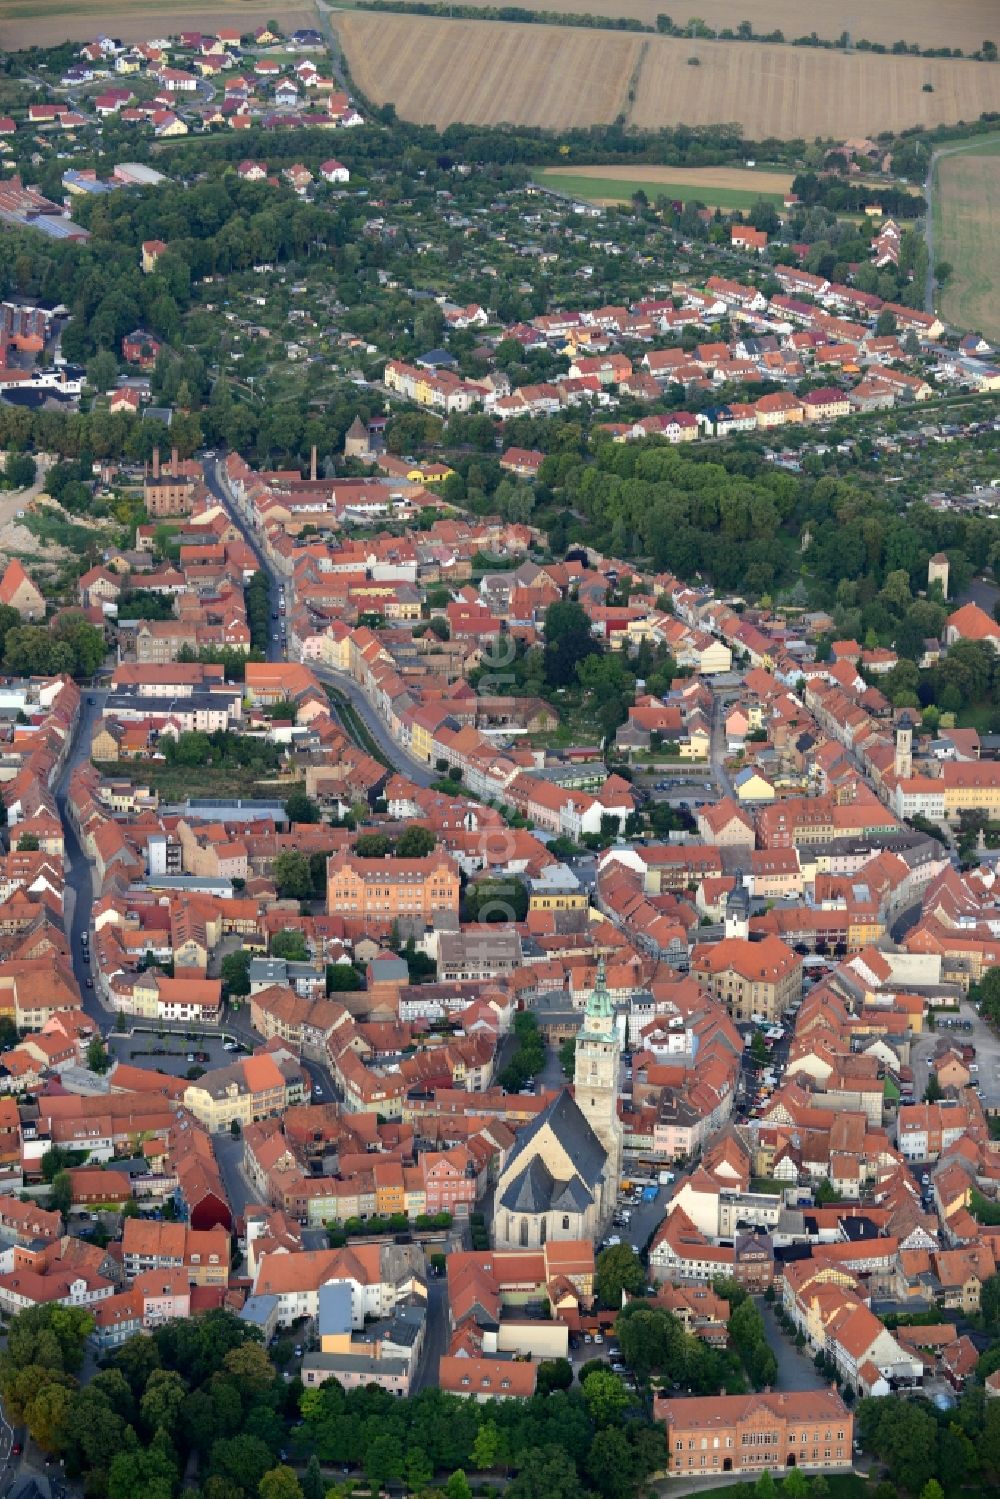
[407,462,453,484]
[528,885,588,915]
[409,716,436,765]
[156,116,189,138]
[682,726,710,761]
[319,628,351,671]
[734,769,775,803]
[694,638,733,674]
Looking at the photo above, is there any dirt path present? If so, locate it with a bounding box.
[0,459,52,556]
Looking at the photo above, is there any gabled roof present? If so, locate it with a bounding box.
[502,1087,606,1188]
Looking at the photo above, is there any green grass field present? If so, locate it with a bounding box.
[539,169,786,208]
[933,132,1000,341]
[677,1475,869,1499]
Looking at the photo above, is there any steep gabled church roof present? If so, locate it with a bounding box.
[499,1154,595,1216]
[502,1087,607,1189]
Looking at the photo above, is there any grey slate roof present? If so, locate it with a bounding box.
[505,1087,607,1184]
[500,1156,595,1216]
[499,1088,605,1215]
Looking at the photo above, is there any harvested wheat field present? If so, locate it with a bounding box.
[414,0,1000,55]
[336,11,641,130]
[629,37,1000,136]
[336,13,1000,137]
[935,141,1000,342]
[0,0,318,48]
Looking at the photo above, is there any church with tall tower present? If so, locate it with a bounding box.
[492,961,623,1250]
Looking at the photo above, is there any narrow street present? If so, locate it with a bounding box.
[757,1300,827,1393]
[709,685,738,799]
[411,1275,449,1394]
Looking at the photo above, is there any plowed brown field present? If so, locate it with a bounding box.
[335,12,1000,137]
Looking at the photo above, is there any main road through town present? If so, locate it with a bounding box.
[201,452,437,787]
[54,685,110,1025]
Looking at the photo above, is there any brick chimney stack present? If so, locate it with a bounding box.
[171,446,179,474]
[310,444,317,482]
[152,446,160,479]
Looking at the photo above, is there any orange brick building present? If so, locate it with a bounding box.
[326,851,460,929]
[656,1388,853,1477]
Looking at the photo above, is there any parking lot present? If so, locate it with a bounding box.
[639,775,721,808]
[911,997,1000,1108]
[107,1031,243,1079]
[603,1173,679,1258]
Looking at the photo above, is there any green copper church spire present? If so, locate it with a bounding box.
[587,956,614,1023]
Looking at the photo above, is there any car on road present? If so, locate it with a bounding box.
[86,977,93,988]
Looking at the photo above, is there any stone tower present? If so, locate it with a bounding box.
[928,552,950,600]
[344,415,369,460]
[575,957,623,1217]
[894,713,913,779]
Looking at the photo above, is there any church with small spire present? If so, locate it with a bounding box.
[492,960,622,1250]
